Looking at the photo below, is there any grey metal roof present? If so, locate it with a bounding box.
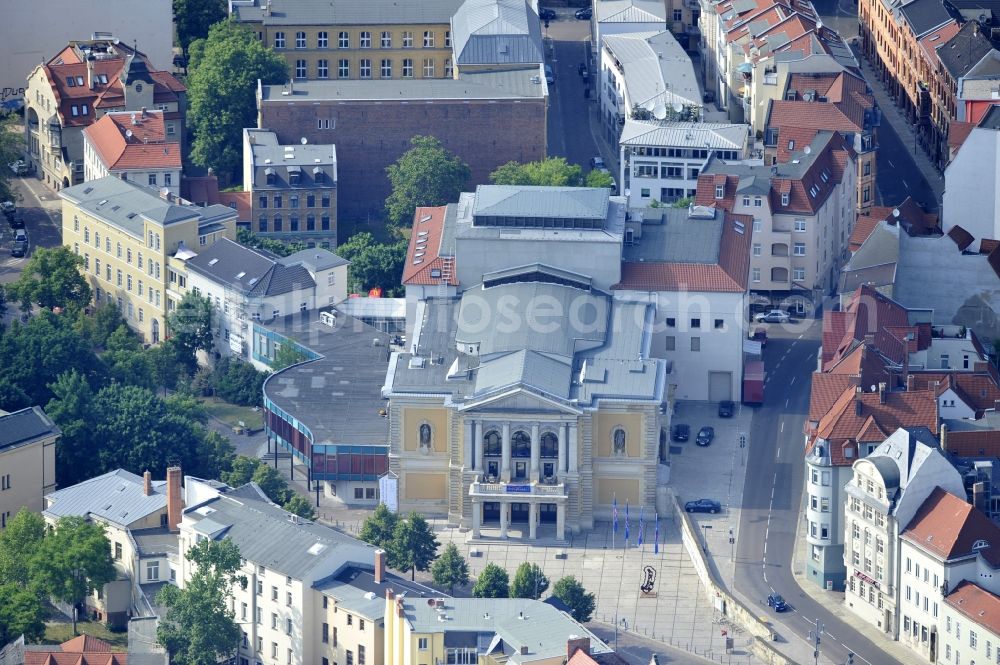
[702,131,833,180]
[0,406,60,454]
[232,0,465,25]
[472,185,610,220]
[620,119,749,149]
[453,191,627,243]
[473,349,573,398]
[898,0,956,37]
[44,469,167,527]
[313,567,438,619]
[623,207,724,264]
[59,176,233,239]
[131,527,179,557]
[280,247,349,272]
[936,21,996,80]
[838,262,897,294]
[261,310,391,445]
[399,596,614,663]
[451,0,544,65]
[184,483,377,579]
[595,0,667,23]
[185,238,326,298]
[247,129,337,190]
[259,67,547,101]
[602,31,701,110]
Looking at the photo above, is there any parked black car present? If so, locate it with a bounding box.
[672,423,690,442]
[11,239,27,258]
[767,593,788,612]
[0,201,14,219]
[696,426,715,446]
[574,7,592,19]
[9,213,24,229]
[718,400,734,418]
[684,499,721,514]
[539,7,557,20]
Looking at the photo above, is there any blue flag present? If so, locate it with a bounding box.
[624,500,630,543]
[654,513,660,554]
[613,494,618,534]
[638,505,645,546]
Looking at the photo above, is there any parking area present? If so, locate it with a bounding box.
[666,400,753,592]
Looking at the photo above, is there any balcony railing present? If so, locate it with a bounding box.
[471,477,567,498]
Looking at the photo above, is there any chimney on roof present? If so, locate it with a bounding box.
[940,422,949,453]
[855,399,863,417]
[140,106,146,119]
[166,466,183,532]
[374,549,385,584]
[907,374,915,391]
[385,588,394,600]
[974,481,988,512]
[864,333,876,346]
[143,470,152,496]
[878,382,887,404]
[87,56,95,90]
[567,637,591,660]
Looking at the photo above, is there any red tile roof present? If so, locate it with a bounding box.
[402,206,458,286]
[41,42,184,128]
[946,581,1000,636]
[903,487,1000,566]
[918,22,963,66]
[949,121,975,156]
[849,210,886,252]
[945,429,1000,458]
[822,285,920,372]
[23,636,125,665]
[909,370,1000,415]
[768,72,874,138]
[83,110,180,171]
[808,372,857,422]
[218,191,252,222]
[613,211,753,293]
[948,225,975,251]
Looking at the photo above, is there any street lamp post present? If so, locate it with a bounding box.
[701,524,713,552]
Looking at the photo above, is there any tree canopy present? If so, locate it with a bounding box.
[209,357,266,407]
[359,503,399,551]
[335,232,407,296]
[0,509,45,589]
[472,563,509,598]
[174,0,227,55]
[236,228,306,258]
[509,562,549,599]
[385,136,470,228]
[7,246,91,313]
[0,112,25,204]
[431,543,469,594]
[389,512,439,580]
[166,291,214,372]
[490,157,615,190]
[0,585,45,645]
[187,20,288,181]
[157,538,245,665]
[551,576,595,622]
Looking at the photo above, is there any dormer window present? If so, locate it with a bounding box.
[289,172,301,186]
[974,539,990,550]
[715,184,724,199]
[787,140,795,150]
[265,167,276,185]
[781,192,789,206]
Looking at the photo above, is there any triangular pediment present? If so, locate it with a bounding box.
[458,386,582,415]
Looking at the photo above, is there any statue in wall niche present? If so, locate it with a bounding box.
[613,428,626,456]
[419,423,432,450]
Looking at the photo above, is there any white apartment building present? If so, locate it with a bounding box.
[942,107,1000,243]
[599,31,702,147]
[82,110,181,196]
[898,487,1000,661]
[941,581,1000,665]
[843,428,965,636]
[593,0,669,54]
[698,130,856,308]
[179,238,348,360]
[619,118,750,206]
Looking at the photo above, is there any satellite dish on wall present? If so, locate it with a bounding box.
[672,101,684,113]
[301,137,308,145]
[125,129,133,139]
[654,105,667,120]
[804,145,812,154]
[644,99,657,111]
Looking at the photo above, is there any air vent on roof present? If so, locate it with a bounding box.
[307,542,326,555]
[208,258,219,266]
[264,158,271,164]
[417,231,429,237]
[420,214,433,223]
[248,278,259,286]
[98,199,108,206]
[236,271,246,279]
[413,259,423,265]
[409,357,426,369]
[126,212,137,219]
[84,187,94,194]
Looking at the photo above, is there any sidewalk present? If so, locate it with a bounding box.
[854,45,945,208]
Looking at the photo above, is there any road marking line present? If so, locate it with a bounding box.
[888,159,894,167]
[790,376,796,385]
[780,421,785,432]
[784,399,789,409]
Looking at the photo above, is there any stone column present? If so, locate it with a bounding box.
[556,503,566,541]
[476,420,485,474]
[530,422,540,481]
[472,501,482,539]
[568,423,579,473]
[465,420,474,470]
[559,423,568,474]
[529,502,538,540]
[499,501,509,539]
[501,423,511,482]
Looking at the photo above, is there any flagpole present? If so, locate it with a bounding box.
[612,493,617,550]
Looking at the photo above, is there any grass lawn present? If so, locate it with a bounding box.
[199,397,263,431]
[44,620,128,648]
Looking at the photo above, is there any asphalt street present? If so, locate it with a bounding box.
[587,623,718,665]
[736,322,903,665]
[0,172,62,286]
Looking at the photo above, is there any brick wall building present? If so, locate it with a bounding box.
[258,71,547,220]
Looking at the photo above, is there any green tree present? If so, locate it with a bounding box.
[335,232,408,296]
[251,464,291,505]
[490,157,584,186]
[430,543,469,594]
[174,0,227,55]
[166,291,214,372]
[0,508,46,587]
[584,169,614,188]
[32,516,116,634]
[282,494,315,520]
[0,584,45,645]
[81,301,128,349]
[156,538,245,665]
[210,357,266,406]
[389,512,439,580]
[551,576,595,622]
[272,343,308,370]
[236,228,306,258]
[472,563,509,598]
[8,246,91,312]
[187,20,288,180]
[359,503,399,550]
[0,112,25,204]
[509,562,549,599]
[45,369,98,486]
[385,136,470,228]
[147,339,190,392]
[670,196,694,208]
[221,455,264,487]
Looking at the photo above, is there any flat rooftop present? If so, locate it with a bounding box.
[624,207,724,263]
[261,309,391,446]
